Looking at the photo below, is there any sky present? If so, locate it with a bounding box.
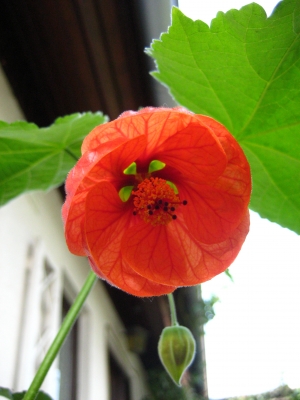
[177,1,300,398]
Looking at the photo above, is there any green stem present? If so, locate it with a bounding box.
[167,293,178,326]
[23,270,97,400]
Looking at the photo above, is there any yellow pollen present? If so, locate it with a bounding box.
[132,177,180,226]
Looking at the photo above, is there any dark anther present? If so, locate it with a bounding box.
[163,206,168,212]
[149,210,153,215]
[155,205,160,210]
[164,202,169,206]
[170,206,175,211]
[158,199,163,204]
[133,211,137,215]
[172,215,177,220]
[183,200,188,205]
[147,204,152,209]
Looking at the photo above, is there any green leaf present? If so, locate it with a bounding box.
[294,0,300,32]
[13,391,53,400]
[0,387,13,399]
[0,112,108,206]
[149,0,300,234]
[0,388,53,400]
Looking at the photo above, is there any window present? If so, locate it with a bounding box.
[14,249,62,399]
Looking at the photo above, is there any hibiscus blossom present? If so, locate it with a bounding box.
[62,107,251,297]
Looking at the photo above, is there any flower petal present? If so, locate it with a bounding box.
[121,211,250,287]
[82,111,146,154]
[82,107,202,164]
[84,181,176,296]
[196,115,251,174]
[63,138,130,222]
[199,210,250,281]
[178,175,250,244]
[122,220,201,286]
[172,119,251,244]
[63,135,146,255]
[154,122,227,182]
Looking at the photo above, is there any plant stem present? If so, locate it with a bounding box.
[167,293,178,326]
[23,270,97,400]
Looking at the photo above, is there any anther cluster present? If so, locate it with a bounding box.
[132,177,187,226]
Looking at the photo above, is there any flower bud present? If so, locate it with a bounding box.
[158,325,196,386]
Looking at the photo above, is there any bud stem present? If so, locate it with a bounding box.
[167,293,178,326]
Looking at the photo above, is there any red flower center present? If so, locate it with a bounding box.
[132,177,187,226]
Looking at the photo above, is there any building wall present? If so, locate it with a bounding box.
[0,66,148,400]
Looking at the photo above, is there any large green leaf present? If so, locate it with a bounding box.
[149,0,300,234]
[0,112,107,206]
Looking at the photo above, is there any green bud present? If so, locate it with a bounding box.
[158,325,196,386]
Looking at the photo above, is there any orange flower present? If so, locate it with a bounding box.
[62,107,251,297]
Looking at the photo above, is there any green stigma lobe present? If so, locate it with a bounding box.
[148,160,166,173]
[123,162,137,175]
[119,186,134,202]
[166,180,178,194]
